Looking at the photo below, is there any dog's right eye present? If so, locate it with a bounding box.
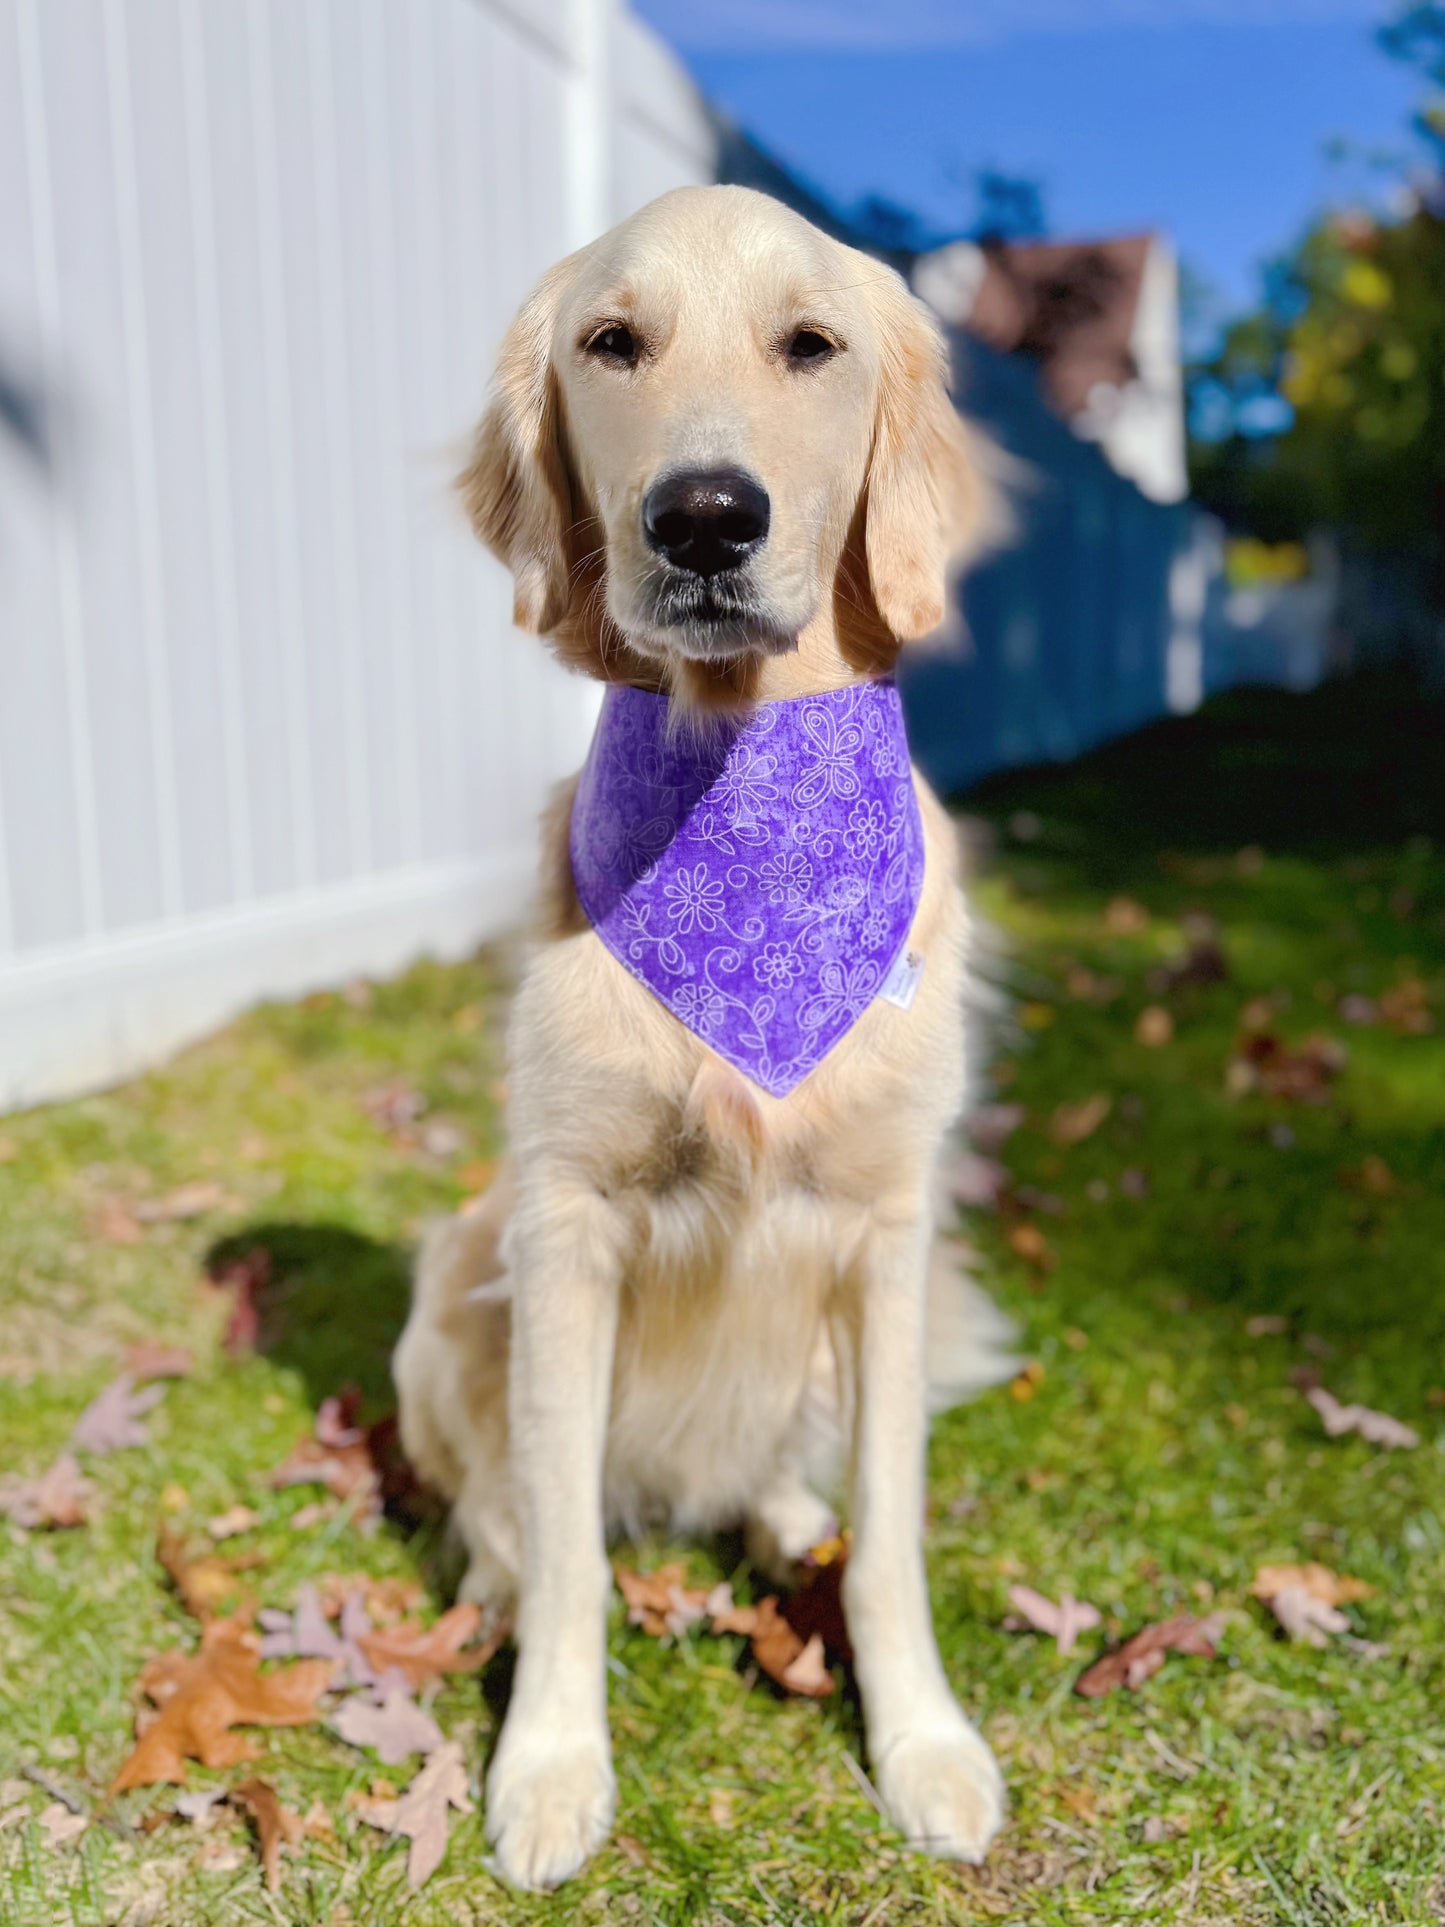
[586,323,638,364]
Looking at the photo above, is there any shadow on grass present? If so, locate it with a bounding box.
[963,669,1445,864]
[206,1221,412,1420]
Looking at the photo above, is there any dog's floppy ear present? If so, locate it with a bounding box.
[458,258,581,636]
[860,267,991,643]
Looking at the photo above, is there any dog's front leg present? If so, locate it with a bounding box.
[845,1207,1005,1862]
[485,1174,624,1890]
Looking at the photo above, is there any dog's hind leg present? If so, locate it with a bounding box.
[744,1467,839,1585]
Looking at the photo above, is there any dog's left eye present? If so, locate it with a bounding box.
[785,328,836,365]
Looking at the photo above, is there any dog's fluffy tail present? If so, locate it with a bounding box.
[925,1237,1018,1416]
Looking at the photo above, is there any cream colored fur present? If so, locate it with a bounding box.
[394,185,1014,1892]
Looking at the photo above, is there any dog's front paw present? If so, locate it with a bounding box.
[873,1721,1004,1864]
[486,1739,615,1891]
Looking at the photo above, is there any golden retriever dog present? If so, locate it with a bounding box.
[394,184,1014,1891]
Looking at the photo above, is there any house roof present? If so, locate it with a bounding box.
[918,234,1156,422]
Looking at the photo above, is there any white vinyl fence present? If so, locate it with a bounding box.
[0,0,714,1109]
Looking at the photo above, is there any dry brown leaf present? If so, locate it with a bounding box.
[747,1596,834,1698]
[969,1102,1025,1152]
[1004,1584,1102,1658]
[207,1505,262,1541]
[1007,1223,1056,1272]
[232,1777,302,1893]
[1227,1030,1346,1103]
[206,1245,272,1357]
[1135,1006,1174,1047]
[93,1197,144,1245]
[615,1563,713,1638]
[0,1452,93,1529]
[301,1799,334,1841]
[334,1685,443,1765]
[1074,1613,1228,1698]
[1104,896,1149,934]
[271,1428,380,1516]
[111,1617,334,1790]
[157,1528,263,1624]
[1337,1154,1397,1197]
[37,1802,87,1848]
[355,1603,501,1690]
[1306,1386,1419,1450]
[134,1182,232,1224]
[355,1741,472,1888]
[1265,1587,1351,1646]
[719,1551,852,1699]
[314,1572,424,1625]
[361,1081,427,1138]
[125,1342,196,1381]
[1049,1094,1112,1147]
[1251,1562,1374,1607]
[1379,976,1434,1034]
[71,1375,166,1455]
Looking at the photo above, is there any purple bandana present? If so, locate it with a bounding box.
[569,680,925,1096]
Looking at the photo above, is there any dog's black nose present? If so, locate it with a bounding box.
[642,468,770,578]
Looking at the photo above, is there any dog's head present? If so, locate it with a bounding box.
[461,186,989,700]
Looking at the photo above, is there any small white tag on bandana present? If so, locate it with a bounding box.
[878,947,926,1011]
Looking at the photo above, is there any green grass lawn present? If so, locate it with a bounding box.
[3,676,1444,1926]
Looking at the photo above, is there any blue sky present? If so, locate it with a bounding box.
[634,0,1421,318]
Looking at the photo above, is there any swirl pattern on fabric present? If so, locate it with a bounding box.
[569,681,925,1097]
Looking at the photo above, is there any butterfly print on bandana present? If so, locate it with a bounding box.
[569,681,925,1096]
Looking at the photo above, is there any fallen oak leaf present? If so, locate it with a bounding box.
[259,1584,402,1695]
[0,1452,93,1529]
[207,1505,261,1541]
[615,1562,714,1638]
[314,1387,364,1449]
[1049,1094,1112,1147]
[257,1583,344,1662]
[355,1740,472,1888]
[134,1181,233,1224]
[93,1197,144,1245]
[1250,1562,1374,1608]
[173,1788,228,1825]
[157,1528,262,1624]
[37,1802,88,1848]
[1306,1386,1419,1450]
[748,1595,835,1699]
[968,1102,1025,1152]
[1005,1584,1103,1659]
[1006,1224,1055,1273]
[355,1602,502,1690]
[71,1375,165,1455]
[1074,1613,1228,1699]
[334,1684,444,1765]
[314,1571,424,1625]
[111,1616,334,1790]
[1135,1006,1174,1047]
[125,1342,196,1381]
[1104,895,1149,934]
[1227,1030,1346,1103]
[360,1080,427,1138]
[232,1777,302,1893]
[1265,1586,1351,1647]
[271,1417,380,1517]
[205,1245,272,1358]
